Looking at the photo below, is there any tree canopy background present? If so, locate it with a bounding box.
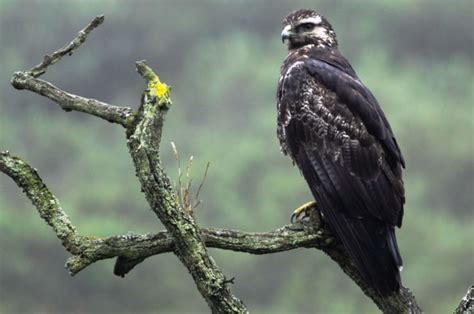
[0,0,472,313]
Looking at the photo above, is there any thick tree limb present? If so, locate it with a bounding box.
[126,61,247,313]
[0,150,321,271]
[0,152,81,253]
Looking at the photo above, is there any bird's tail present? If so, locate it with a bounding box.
[294,143,403,295]
[321,202,402,295]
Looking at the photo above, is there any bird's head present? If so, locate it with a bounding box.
[281,9,337,50]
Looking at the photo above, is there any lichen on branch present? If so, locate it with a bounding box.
[0,152,80,251]
[128,60,247,313]
[136,60,172,108]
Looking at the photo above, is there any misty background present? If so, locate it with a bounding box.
[0,0,473,313]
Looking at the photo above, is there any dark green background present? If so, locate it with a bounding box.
[1,0,472,313]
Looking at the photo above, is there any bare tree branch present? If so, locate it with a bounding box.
[6,14,247,313]
[10,14,133,128]
[11,72,134,127]
[0,150,321,272]
[27,15,105,78]
[0,151,81,253]
[0,150,422,313]
[127,60,247,312]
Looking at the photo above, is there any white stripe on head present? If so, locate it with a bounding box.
[297,16,322,25]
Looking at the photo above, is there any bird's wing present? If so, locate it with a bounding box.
[279,58,405,224]
[307,49,405,169]
[277,57,404,294]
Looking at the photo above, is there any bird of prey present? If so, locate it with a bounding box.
[277,9,405,295]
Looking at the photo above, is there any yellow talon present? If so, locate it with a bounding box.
[291,201,317,223]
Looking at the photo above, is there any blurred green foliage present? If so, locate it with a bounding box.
[0,0,473,313]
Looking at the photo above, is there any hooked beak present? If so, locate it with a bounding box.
[281,25,294,44]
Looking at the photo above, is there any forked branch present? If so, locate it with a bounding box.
[0,151,322,274]
[10,15,134,128]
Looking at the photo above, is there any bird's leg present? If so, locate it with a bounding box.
[291,201,317,223]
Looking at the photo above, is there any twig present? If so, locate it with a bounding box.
[27,15,105,78]
[171,142,182,188]
[170,142,208,212]
[193,161,210,209]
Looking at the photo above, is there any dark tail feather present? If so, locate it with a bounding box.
[387,226,403,271]
[297,147,402,295]
[322,207,402,295]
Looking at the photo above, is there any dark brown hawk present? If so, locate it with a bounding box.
[277,9,405,295]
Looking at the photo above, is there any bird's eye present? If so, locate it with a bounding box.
[296,23,315,33]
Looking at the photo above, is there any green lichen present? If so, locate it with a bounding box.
[148,78,171,107]
[136,60,172,110]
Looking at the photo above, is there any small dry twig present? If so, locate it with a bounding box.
[170,142,210,213]
[193,161,210,210]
